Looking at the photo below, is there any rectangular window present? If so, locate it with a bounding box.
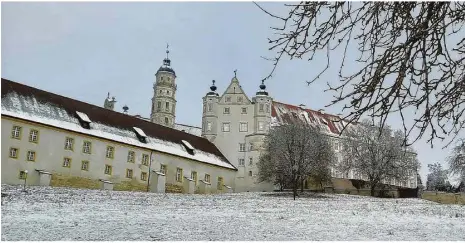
[19,171,27,179]
[265,104,270,113]
[259,104,264,112]
[239,158,245,166]
[29,129,39,143]
[104,165,112,175]
[208,103,213,112]
[9,147,19,159]
[11,126,22,139]
[249,157,253,165]
[222,123,230,132]
[142,154,149,166]
[141,172,147,181]
[126,169,133,178]
[127,151,135,163]
[191,171,197,186]
[81,161,89,171]
[217,177,223,190]
[63,157,71,168]
[206,121,212,132]
[248,171,253,177]
[204,174,210,183]
[26,151,36,162]
[157,101,161,111]
[106,146,114,159]
[82,141,92,154]
[225,96,231,102]
[165,102,170,111]
[239,122,248,132]
[237,96,243,102]
[241,107,247,114]
[160,164,167,175]
[64,137,74,151]
[239,143,246,152]
[176,167,183,182]
[258,121,265,131]
[334,140,340,151]
[224,107,230,114]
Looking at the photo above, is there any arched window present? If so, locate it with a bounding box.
[165,117,169,125]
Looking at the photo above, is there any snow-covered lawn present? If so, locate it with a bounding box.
[1,185,464,241]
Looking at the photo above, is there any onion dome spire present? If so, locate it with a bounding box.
[207,80,219,96]
[256,80,268,96]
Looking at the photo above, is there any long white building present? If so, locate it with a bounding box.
[1,49,417,193]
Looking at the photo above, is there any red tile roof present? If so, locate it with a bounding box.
[271,101,349,135]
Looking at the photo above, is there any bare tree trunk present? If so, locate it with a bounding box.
[293,178,298,200]
[370,184,376,197]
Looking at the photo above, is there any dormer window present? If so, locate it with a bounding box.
[181,140,195,155]
[224,107,230,114]
[76,111,92,129]
[133,127,148,143]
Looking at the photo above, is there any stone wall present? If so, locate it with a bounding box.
[165,183,183,193]
[113,179,148,192]
[50,174,100,189]
[422,191,465,205]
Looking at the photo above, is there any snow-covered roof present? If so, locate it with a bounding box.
[1,78,236,170]
[132,117,202,138]
[133,127,147,138]
[174,123,202,137]
[271,101,354,136]
[76,111,92,123]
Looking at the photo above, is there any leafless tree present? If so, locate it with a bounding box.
[448,139,465,182]
[258,123,336,200]
[426,162,449,191]
[337,119,419,196]
[256,2,465,147]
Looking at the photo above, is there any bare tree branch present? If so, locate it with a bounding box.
[259,2,465,147]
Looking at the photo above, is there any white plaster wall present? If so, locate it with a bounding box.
[1,117,236,192]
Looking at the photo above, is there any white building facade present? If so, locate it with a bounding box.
[1,78,236,194]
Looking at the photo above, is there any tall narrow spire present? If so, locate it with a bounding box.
[166,43,170,59]
[163,43,171,67]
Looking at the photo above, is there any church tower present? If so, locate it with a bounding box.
[150,45,177,128]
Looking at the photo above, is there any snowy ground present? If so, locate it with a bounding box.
[1,185,465,241]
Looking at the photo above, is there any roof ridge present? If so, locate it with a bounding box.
[272,100,340,118]
[1,78,234,168]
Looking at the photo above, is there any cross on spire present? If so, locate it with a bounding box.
[166,43,170,59]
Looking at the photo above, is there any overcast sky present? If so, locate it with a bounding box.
[2,2,462,184]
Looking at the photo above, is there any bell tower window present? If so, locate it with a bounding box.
[166,102,170,111]
[165,117,169,125]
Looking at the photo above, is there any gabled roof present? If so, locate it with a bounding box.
[1,78,236,170]
[271,101,352,136]
[219,76,252,104]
